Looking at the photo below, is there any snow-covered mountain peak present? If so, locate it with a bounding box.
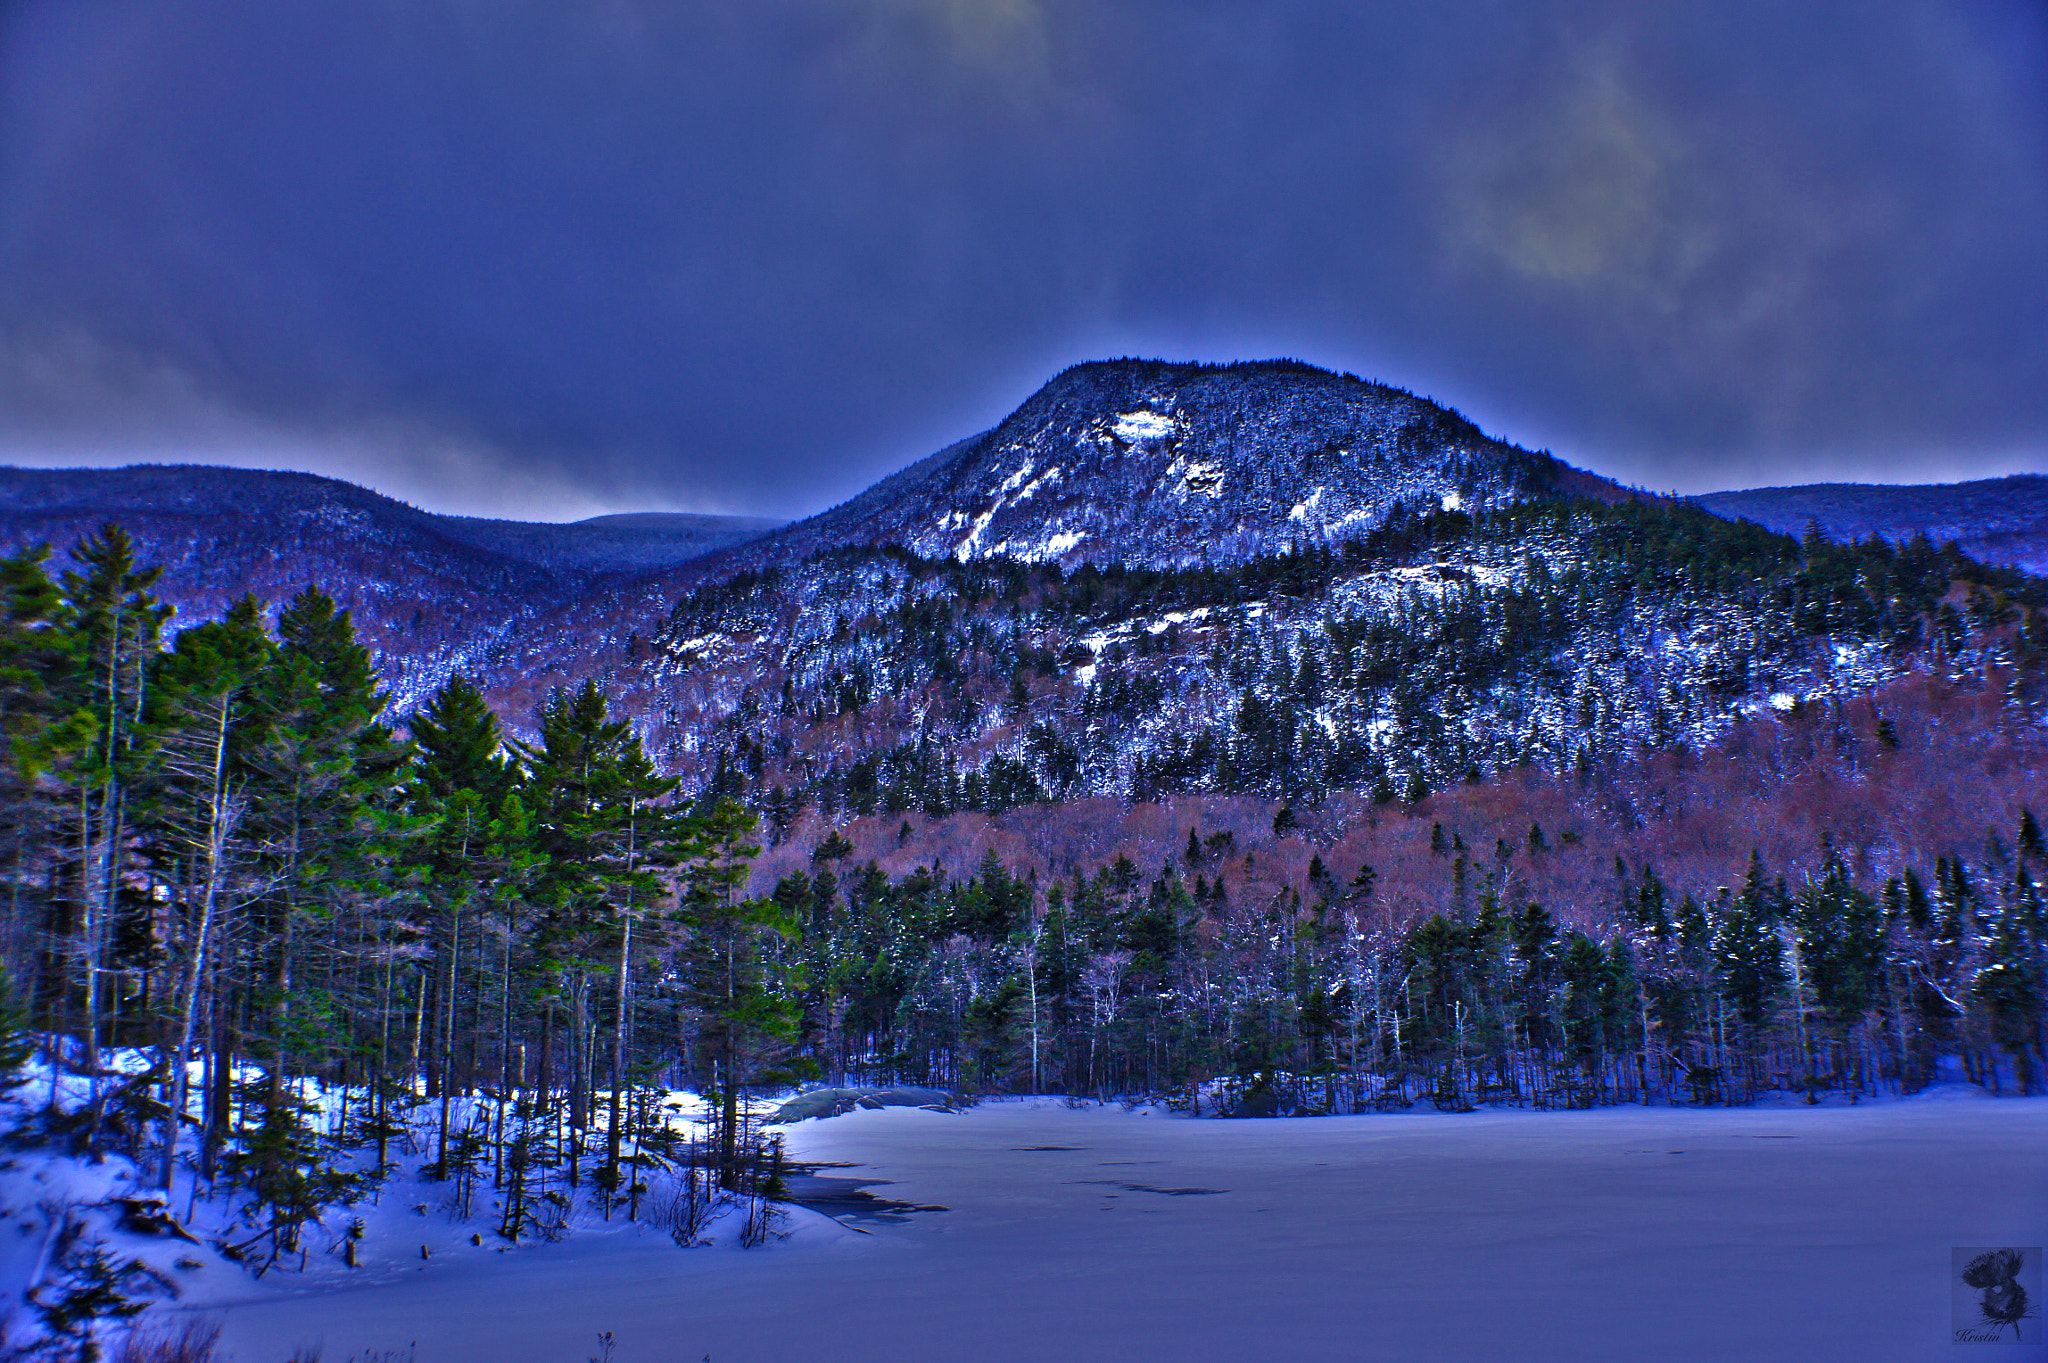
[745,358,1578,570]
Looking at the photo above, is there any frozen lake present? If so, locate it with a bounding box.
[211,1093,2048,1362]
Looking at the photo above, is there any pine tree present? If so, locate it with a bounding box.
[410,674,515,808]
[1713,852,1790,1081]
[140,595,274,1189]
[519,680,677,1191]
[1791,848,1883,1089]
[244,588,402,1118]
[676,799,802,1186]
[54,526,169,1110]
[0,547,75,1021]
[2020,808,2046,864]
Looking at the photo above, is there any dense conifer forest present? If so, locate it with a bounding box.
[0,521,2041,1313]
[648,497,2047,827]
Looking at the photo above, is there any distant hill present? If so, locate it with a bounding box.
[1698,475,2048,575]
[0,464,779,708]
[435,510,783,573]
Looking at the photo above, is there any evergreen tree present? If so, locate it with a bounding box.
[139,595,275,1188]
[1714,852,1790,1045]
[410,674,515,808]
[1790,848,1884,1087]
[54,527,169,1105]
[244,588,402,1112]
[676,799,802,1185]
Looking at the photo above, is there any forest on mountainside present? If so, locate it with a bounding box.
[0,523,2041,1332]
[639,498,2047,827]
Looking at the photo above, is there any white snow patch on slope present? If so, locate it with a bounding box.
[1071,606,1224,685]
[1012,466,1061,504]
[1149,607,1213,632]
[1441,490,1465,511]
[1322,561,1515,617]
[985,527,1085,563]
[954,506,1000,561]
[668,633,731,658]
[953,465,1065,560]
[1112,410,1177,443]
[1289,488,1325,522]
[1035,530,1087,558]
[1328,505,1379,530]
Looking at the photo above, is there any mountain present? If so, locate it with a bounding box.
[468,357,1629,717]
[1698,474,2048,575]
[593,482,2041,832]
[0,361,1632,719]
[450,362,2035,828]
[5,364,2041,816]
[0,464,779,707]
[726,359,1603,571]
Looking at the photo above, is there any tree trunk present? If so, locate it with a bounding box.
[605,904,633,1203]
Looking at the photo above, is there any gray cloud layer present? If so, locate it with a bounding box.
[2,0,2042,517]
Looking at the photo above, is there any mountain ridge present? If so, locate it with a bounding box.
[0,462,781,707]
[3,365,2040,764]
[1698,473,2048,575]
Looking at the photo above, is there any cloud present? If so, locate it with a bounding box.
[829,0,1054,94]
[902,0,1045,61]
[1427,13,2046,485]
[0,0,2040,515]
[1450,53,1694,295]
[0,326,657,521]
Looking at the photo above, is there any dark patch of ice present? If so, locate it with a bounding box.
[781,1168,948,1226]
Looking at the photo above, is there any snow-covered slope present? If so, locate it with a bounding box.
[0,1066,844,1359]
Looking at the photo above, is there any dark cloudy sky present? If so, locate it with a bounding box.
[1,0,2043,520]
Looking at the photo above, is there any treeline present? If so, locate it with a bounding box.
[772,818,2047,1110]
[0,528,803,1272]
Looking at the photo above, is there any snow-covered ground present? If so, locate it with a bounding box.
[191,1092,2048,1363]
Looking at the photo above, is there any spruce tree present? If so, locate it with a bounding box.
[676,799,801,1187]
[244,588,402,1119]
[54,527,169,1107]
[140,595,274,1189]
